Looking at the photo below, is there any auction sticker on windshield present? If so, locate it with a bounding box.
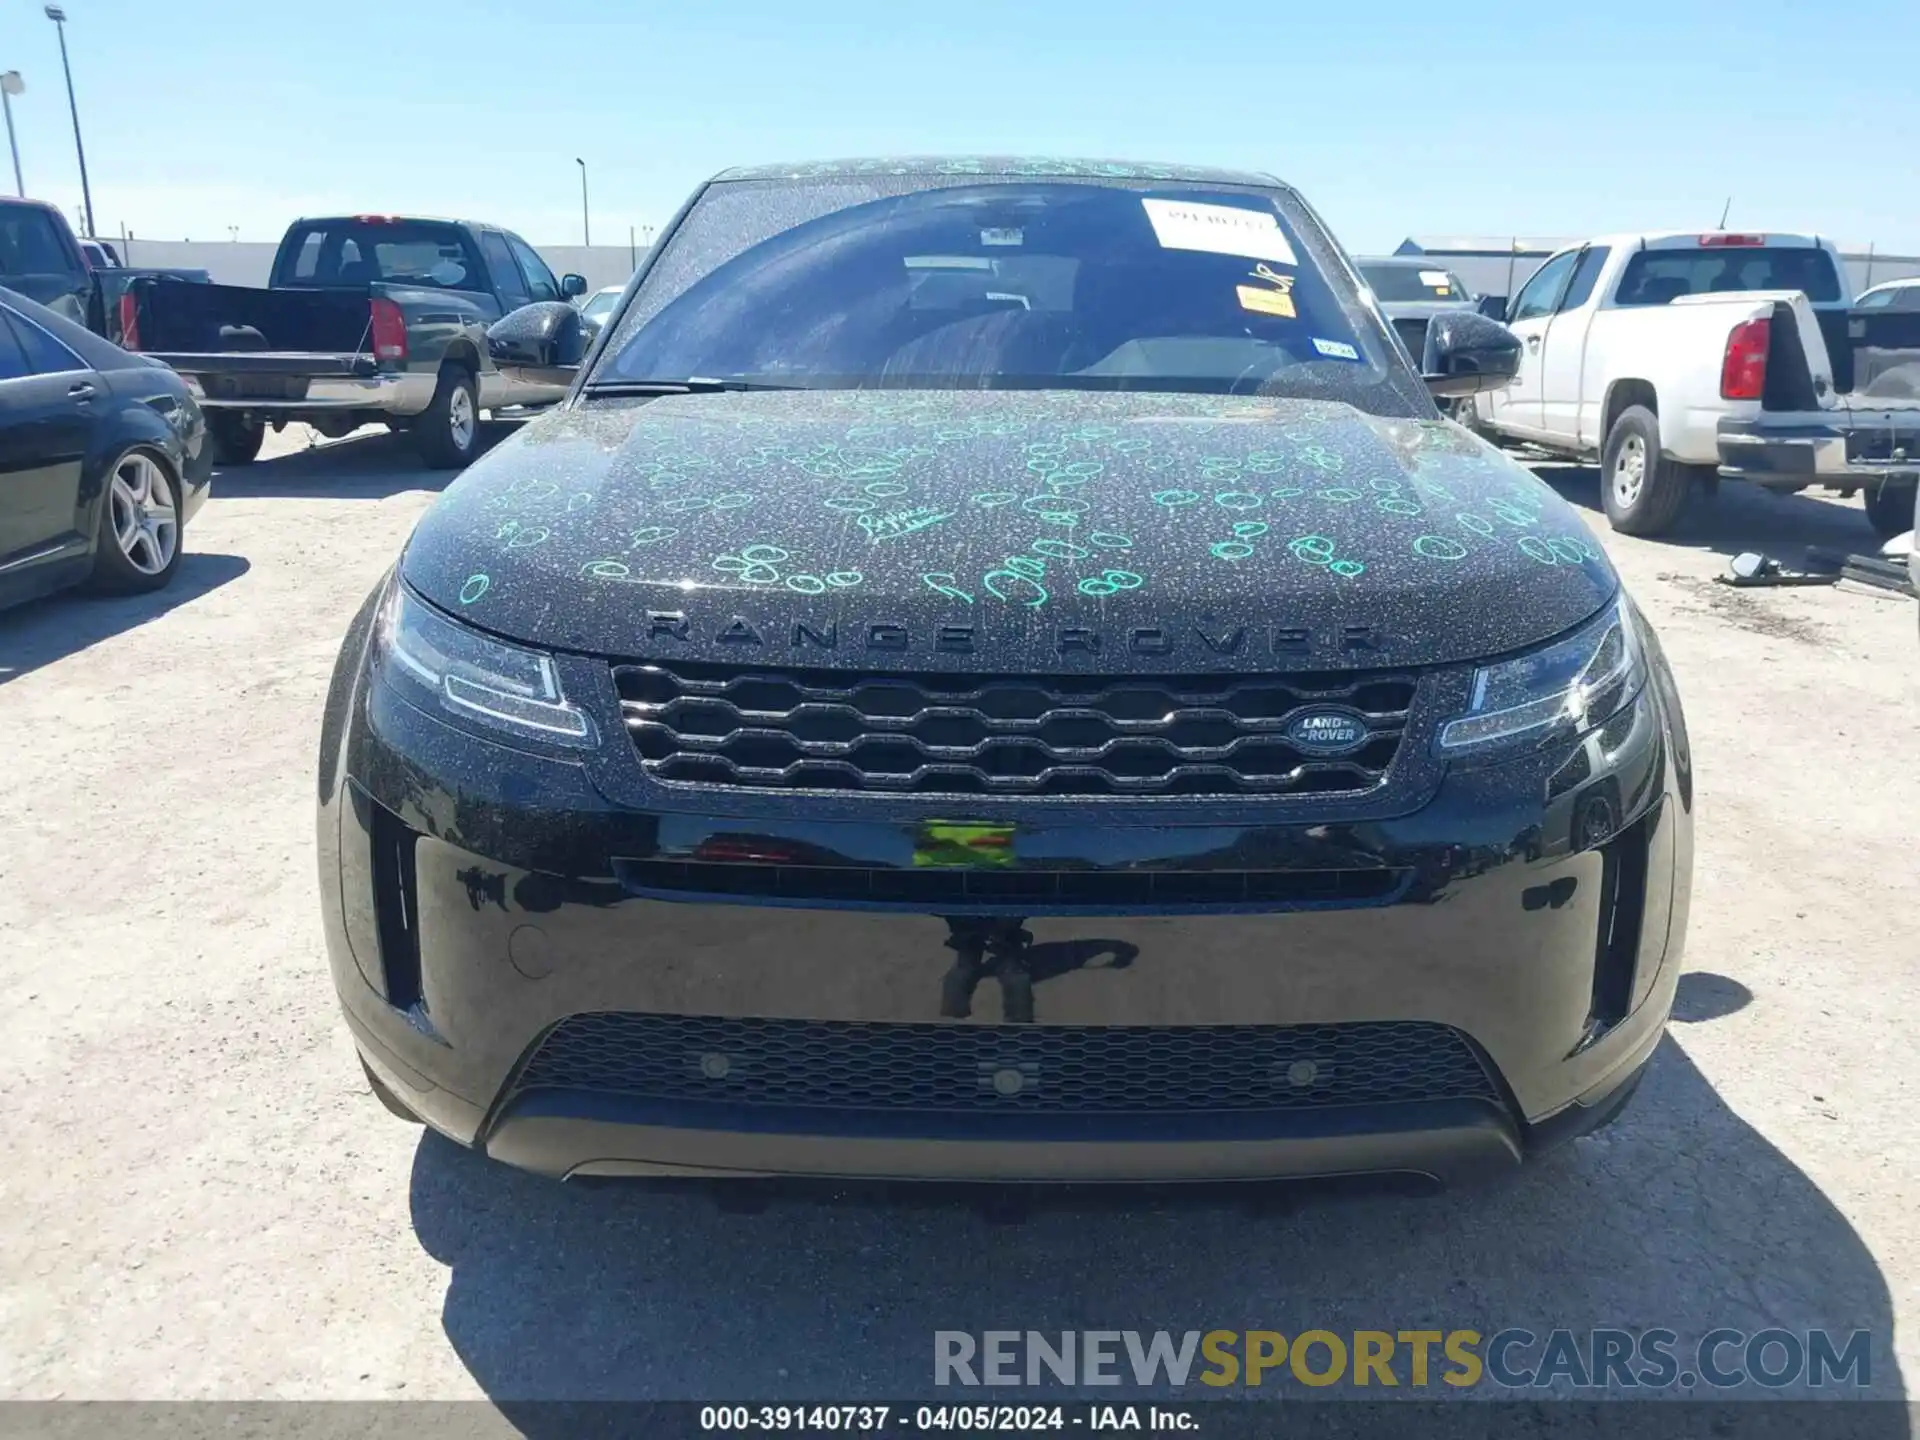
[1236,285,1296,318]
[1141,198,1299,265]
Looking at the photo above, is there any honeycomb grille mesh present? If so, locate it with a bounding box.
[613,661,1415,797]
[508,1014,1498,1115]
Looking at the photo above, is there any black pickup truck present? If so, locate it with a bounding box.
[0,195,208,343]
[121,215,586,467]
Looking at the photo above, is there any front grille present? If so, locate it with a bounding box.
[508,1014,1499,1115]
[614,858,1407,910]
[613,661,1416,797]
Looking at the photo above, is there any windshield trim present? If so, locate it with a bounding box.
[578,368,1387,399]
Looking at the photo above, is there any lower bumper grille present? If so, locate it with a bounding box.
[507,1015,1500,1116]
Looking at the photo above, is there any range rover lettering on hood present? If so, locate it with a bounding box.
[636,611,1385,662]
[401,389,1618,672]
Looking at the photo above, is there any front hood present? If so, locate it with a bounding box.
[402,390,1615,672]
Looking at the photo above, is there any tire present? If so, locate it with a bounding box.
[361,1057,421,1122]
[411,365,481,469]
[1600,405,1691,536]
[1862,477,1917,540]
[207,411,264,465]
[87,447,184,595]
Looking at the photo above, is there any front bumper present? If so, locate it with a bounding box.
[1717,414,1920,484]
[317,596,1694,1184]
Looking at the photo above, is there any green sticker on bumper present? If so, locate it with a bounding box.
[914,821,1016,868]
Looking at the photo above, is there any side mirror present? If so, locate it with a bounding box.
[1475,294,1508,321]
[1421,311,1522,398]
[560,273,588,298]
[487,301,588,386]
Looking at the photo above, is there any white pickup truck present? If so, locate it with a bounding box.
[1469,231,1920,537]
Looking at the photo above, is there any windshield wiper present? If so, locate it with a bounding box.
[580,377,798,396]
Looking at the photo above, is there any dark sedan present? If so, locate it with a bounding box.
[319,158,1692,1187]
[0,285,213,611]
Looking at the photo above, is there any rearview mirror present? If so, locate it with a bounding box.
[561,273,588,298]
[1422,311,1522,398]
[1475,294,1508,321]
[487,301,588,386]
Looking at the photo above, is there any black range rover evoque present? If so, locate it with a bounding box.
[317,157,1694,1185]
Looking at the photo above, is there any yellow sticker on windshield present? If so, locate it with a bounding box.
[914,820,1017,869]
[1237,284,1296,318]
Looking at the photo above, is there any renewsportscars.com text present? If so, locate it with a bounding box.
[934,1328,1871,1391]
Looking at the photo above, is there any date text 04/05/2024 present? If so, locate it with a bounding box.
[698,1405,1194,1431]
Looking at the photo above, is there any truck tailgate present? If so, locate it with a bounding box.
[1829,393,1920,472]
[1717,295,1920,482]
[130,277,375,356]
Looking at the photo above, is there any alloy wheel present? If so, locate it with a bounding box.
[109,453,178,575]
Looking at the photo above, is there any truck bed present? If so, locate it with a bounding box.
[1841,311,1920,402]
[1766,303,1920,410]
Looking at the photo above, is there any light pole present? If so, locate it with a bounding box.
[575,157,589,246]
[1,72,22,198]
[43,6,94,238]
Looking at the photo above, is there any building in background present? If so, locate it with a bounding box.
[1394,236,1920,302]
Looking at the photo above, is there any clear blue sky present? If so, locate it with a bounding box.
[4,0,1916,253]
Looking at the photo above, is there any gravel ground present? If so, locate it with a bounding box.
[0,423,1915,1411]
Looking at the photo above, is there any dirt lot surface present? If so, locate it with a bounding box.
[2,423,1915,1410]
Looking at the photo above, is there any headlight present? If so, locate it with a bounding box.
[375,584,596,749]
[1437,596,1644,755]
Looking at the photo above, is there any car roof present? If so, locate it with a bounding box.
[711,156,1285,187]
[291,214,494,231]
[1860,276,1920,294]
[1547,230,1828,255]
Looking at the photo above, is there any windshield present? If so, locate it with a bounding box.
[273,219,484,291]
[1359,263,1469,302]
[582,289,621,322]
[1856,284,1920,312]
[1615,246,1844,305]
[594,176,1425,414]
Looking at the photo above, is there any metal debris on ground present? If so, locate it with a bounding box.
[1715,552,1838,588]
[1803,546,1918,598]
